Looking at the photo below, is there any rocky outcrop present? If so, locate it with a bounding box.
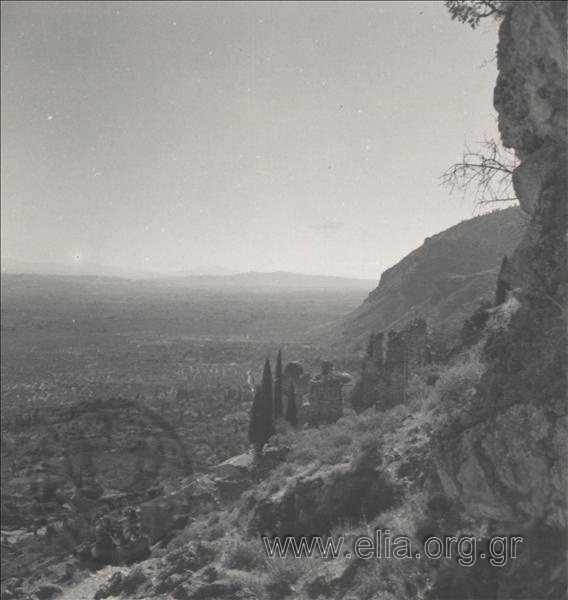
[434,402,567,525]
[494,2,566,158]
[432,3,567,598]
[493,1,567,303]
[247,454,399,537]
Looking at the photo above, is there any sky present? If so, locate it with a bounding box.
[1,1,502,280]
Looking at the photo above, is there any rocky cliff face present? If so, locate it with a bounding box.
[432,3,567,598]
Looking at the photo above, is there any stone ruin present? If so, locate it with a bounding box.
[353,318,429,412]
[281,361,352,427]
[282,361,310,402]
[304,362,349,427]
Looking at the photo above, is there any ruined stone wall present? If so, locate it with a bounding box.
[304,375,343,427]
[353,318,428,411]
[282,362,309,403]
[280,361,352,427]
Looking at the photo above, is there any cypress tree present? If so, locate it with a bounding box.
[248,359,275,454]
[285,381,298,428]
[248,385,263,454]
[274,349,283,418]
[261,358,275,440]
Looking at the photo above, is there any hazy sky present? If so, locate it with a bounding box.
[1,1,501,279]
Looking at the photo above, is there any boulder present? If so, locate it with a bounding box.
[249,457,399,537]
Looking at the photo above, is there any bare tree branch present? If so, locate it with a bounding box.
[440,138,521,214]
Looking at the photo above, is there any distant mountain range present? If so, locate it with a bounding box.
[158,271,374,291]
[2,208,526,322]
[333,207,527,343]
[1,258,239,279]
[1,258,158,280]
[0,259,374,293]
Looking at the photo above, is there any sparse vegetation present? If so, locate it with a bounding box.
[223,535,265,571]
[461,298,493,346]
[433,349,485,408]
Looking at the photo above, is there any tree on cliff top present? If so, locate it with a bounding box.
[274,349,283,418]
[445,1,510,29]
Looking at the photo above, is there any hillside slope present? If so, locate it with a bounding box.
[338,207,526,342]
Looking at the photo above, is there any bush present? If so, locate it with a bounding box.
[223,536,266,571]
[353,431,383,464]
[405,365,442,407]
[434,351,485,409]
[205,522,226,541]
[461,299,492,347]
[266,556,312,593]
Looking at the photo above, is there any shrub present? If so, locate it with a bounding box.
[433,350,485,411]
[406,365,442,405]
[121,567,148,595]
[329,430,352,447]
[353,431,383,464]
[268,481,280,494]
[266,556,313,592]
[224,536,266,571]
[461,299,492,347]
[205,522,226,541]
